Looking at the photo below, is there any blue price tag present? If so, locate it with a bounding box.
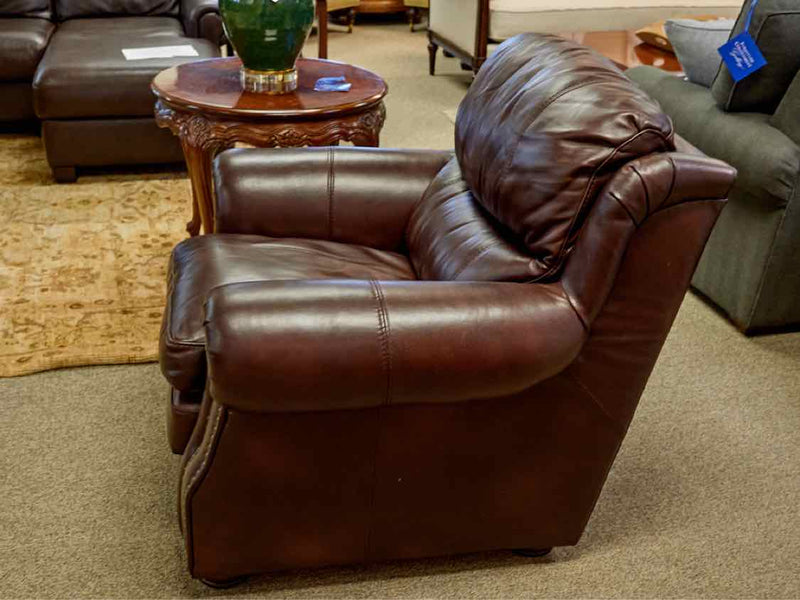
[718,0,767,82]
[718,31,767,82]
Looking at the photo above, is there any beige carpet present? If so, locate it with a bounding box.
[2,21,800,600]
[0,135,192,377]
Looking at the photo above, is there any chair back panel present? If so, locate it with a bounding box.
[0,0,51,17]
[453,33,675,281]
[54,0,178,20]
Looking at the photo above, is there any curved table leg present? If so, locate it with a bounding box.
[180,139,216,236]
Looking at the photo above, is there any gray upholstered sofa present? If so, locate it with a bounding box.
[628,1,800,334]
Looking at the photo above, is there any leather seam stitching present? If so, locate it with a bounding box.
[536,127,673,282]
[183,404,227,576]
[183,405,224,509]
[560,287,589,332]
[664,154,677,209]
[369,280,392,406]
[630,164,650,217]
[451,241,499,280]
[326,147,335,240]
[558,128,671,255]
[166,251,181,343]
[608,190,639,226]
[567,373,625,436]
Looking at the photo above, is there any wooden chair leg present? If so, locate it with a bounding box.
[427,34,438,75]
[347,7,356,33]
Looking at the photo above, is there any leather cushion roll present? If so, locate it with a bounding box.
[32,17,219,119]
[160,234,416,393]
[54,0,178,20]
[711,0,800,113]
[407,157,537,281]
[0,18,54,81]
[0,0,51,17]
[455,33,674,281]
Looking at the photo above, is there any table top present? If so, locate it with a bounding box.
[566,31,682,72]
[151,57,387,120]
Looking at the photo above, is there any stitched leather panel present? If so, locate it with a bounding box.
[407,157,537,281]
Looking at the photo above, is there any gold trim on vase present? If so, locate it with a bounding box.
[241,67,298,94]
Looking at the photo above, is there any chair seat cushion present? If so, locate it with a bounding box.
[0,18,54,81]
[32,17,219,119]
[160,234,417,393]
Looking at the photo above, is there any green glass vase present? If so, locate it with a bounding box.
[220,0,316,94]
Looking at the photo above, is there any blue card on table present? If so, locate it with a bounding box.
[717,32,767,82]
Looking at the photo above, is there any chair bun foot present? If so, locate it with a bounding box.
[512,547,552,558]
[200,576,248,589]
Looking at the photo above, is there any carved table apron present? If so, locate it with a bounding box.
[154,100,386,237]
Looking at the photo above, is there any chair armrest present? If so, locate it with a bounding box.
[771,70,800,147]
[204,279,587,413]
[213,147,453,252]
[181,0,223,44]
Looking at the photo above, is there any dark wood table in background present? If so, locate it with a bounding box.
[357,0,406,13]
[151,57,387,236]
[565,31,682,72]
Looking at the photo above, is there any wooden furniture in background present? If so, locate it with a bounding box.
[316,0,329,58]
[328,0,360,33]
[151,57,387,236]
[567,31,682,71]
[358,0,405,13]
[427,0,737,75]
[404,0,428,30]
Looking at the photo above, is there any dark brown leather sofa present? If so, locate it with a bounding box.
[0,0,222,182]
[0,0,54,122]
[159,34,736,585]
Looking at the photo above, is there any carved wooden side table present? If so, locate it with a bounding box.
[151,57,387,236]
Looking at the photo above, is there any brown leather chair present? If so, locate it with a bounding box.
[159,33,735,585]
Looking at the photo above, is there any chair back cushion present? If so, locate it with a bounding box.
[54,0,178,20]
[1,0,51,18]
[408,157,537,281]
[451,33,674,282]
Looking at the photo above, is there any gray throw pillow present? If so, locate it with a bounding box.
[711,0,800,113]
[664,18,735,88]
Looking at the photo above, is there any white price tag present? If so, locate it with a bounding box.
[121,45,199,60]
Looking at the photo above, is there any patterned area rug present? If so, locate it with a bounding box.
[0,133,191,377]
